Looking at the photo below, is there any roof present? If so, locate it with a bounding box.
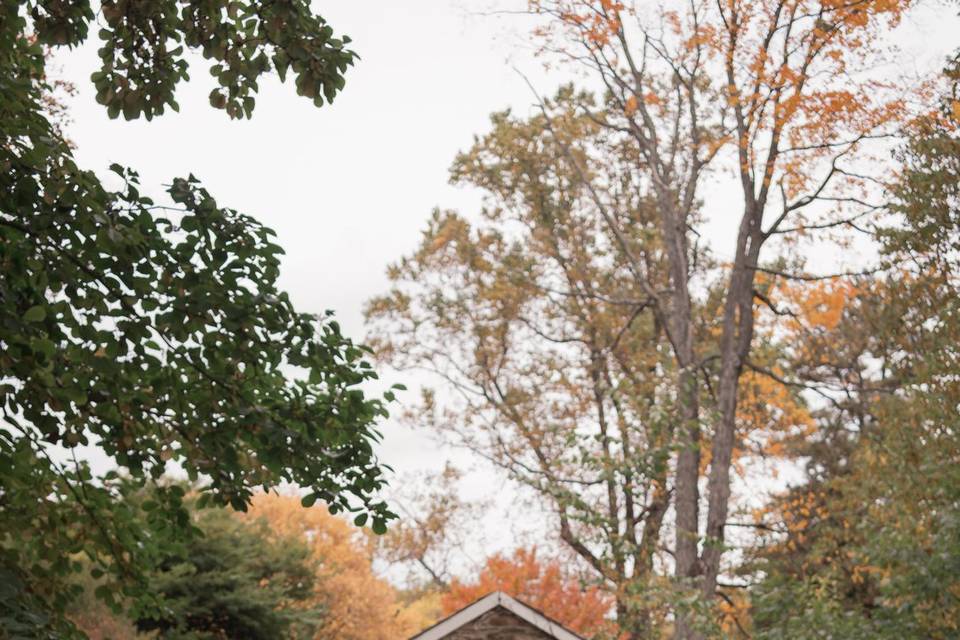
[408,591,587,640]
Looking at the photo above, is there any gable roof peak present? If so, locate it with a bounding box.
[409,591,587,640]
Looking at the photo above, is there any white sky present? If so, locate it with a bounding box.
[51,1,960,572]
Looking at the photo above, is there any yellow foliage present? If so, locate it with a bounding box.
[717,589,751,636]
[244,494,419,640]
[736,368,814,460]
[397,591,445,635]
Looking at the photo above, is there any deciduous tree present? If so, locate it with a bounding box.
[748,51,960,639]
[442,548,615,638]
[367,97,680,636]
[368,91,812,638]
[0,3,394,636]
[512,2,927,635]
[244,494,423,640]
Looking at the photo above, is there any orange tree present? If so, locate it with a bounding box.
[442,548,615,638]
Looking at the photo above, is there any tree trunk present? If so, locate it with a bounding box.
[701,211,763,602]
[673,364,701,581]
[666,248,701,640]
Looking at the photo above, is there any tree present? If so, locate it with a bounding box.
[504,2,927,636]
[367,92,812,637]
[243,494,424,640]
[746,277,960,638]
[65,492,430,640]
[376,463,485,591]
[1,2,396,636]
[746,51,960,639]
[367,97,674,636]
[134,507,320,640]
[442,548,615,638]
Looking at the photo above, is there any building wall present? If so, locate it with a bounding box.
[440,607,556,640]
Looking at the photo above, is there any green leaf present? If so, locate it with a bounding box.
[22,305,46,322]
[32,338,56,359]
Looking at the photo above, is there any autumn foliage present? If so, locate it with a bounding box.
[244,494,426,640]
[442,548,614,637]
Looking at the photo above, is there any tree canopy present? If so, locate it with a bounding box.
[442,547,615,638]
[746,51,960,640]
[134,505,320,640]
[0,2,396,637]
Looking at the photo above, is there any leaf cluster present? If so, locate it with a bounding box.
[19,0,356,120]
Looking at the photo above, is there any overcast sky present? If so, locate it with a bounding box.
[52,1,960,563]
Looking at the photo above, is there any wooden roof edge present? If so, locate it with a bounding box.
[408,591,586,640]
